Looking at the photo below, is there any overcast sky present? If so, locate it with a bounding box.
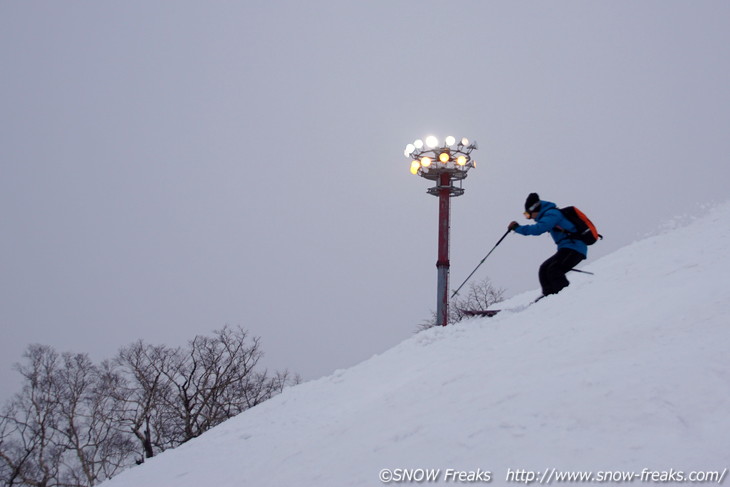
[2,1,729,399]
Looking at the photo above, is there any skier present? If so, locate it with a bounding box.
[508,193,587,297]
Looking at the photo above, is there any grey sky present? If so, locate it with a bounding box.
[2,1,729,398]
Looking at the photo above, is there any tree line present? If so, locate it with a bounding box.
[0,325,298,487]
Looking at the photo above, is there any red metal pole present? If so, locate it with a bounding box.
[436,172,451,326]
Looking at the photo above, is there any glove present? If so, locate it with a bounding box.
[508,221,519,231]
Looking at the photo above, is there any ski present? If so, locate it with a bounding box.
[459,295,546,318]
[459,309,501,317]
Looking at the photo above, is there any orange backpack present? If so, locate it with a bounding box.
[559,206,603,245]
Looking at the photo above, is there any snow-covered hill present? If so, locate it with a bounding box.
[102,203,730,486]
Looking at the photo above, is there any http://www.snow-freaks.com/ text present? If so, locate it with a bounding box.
[378,467,728,484]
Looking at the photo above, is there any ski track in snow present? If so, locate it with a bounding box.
[101,201,730,487]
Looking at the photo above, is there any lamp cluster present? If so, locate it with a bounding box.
[404,135,477,178]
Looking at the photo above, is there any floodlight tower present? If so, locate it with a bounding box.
[405,136,478,327]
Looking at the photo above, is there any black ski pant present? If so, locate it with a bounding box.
[538,248,586,296]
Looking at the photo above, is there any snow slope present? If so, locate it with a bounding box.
[102,203,730,486]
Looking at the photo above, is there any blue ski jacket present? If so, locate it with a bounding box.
[514,200,588,257]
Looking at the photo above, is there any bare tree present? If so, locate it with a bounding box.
[1,326,298,486]
[162,325,293,445]
[111,325,299,460]
[0,345,138,487]
[53,353,135,486]
[111,342,178,461]
[450,277,506,323]
[417,277,505,330]
[0,345,64,487]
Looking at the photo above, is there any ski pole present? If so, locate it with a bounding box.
[451,229,511,298]
[569,268,594,275]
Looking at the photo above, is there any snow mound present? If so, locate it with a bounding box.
[102,202,730,487]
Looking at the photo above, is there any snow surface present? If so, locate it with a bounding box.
[102,202,730,486]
